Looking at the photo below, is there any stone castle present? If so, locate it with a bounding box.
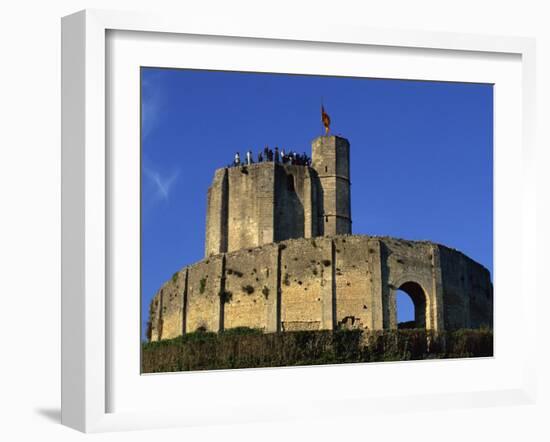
[147,135,493,341]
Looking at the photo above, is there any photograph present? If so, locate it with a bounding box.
[140,67,494,373]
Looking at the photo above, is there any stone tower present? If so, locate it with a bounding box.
[311,135,352,236]
[204,162,320,257]
[204,135,352,257]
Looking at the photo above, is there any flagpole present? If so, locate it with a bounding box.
[320,96,324,137]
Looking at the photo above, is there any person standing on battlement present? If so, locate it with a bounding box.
[234,152,240,166]
[274,147,279,163]
[246,150,253,165]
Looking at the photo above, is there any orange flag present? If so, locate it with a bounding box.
[321,105,331,135]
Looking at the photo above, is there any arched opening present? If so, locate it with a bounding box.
[396,290,414,328]
[396,281,426,329]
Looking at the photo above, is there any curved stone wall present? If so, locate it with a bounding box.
[148,235,492,341]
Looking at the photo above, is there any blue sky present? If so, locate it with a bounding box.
[141,68,493,338]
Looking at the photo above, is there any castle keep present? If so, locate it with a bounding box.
[147,135,493,341]
[205,136,351,256]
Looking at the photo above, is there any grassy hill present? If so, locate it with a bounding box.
[141,328,493,373]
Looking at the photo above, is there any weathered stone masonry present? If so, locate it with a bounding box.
[204,136,351,256]
[148,134,493,341]
[148,235,493,341]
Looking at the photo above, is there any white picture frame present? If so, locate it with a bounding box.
[61,9,537,433]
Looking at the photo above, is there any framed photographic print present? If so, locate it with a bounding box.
[140,67,494,373]
[61,9,537,433]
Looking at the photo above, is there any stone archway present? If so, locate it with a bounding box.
[387,278,431,330]
[396,281,427,329]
